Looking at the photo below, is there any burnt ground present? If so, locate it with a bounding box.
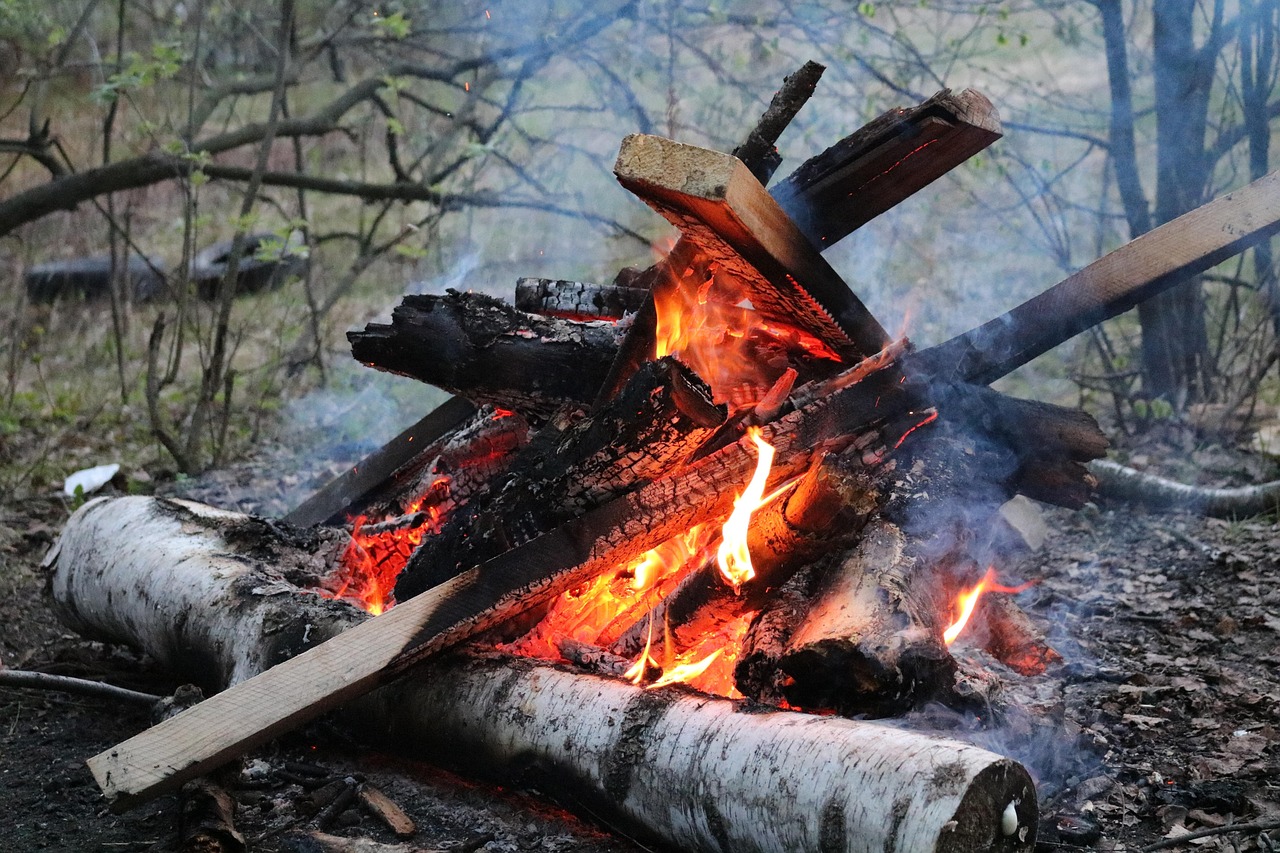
[1,437,1279,853]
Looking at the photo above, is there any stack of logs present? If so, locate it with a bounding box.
[330,80,1107,717]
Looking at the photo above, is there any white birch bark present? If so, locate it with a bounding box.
[48,496,1037,853]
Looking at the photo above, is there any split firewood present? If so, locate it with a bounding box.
[283,397,477,528]
[179,778,245,853]
[738,520,956,716]
[975,592,1062,677]
[610,447,881,659]
[513,277,647,320]
[49,497,1039,853]
[357,784,415,839]
[347,290,622,420]
[770,89,1002,250]
[395,356,725,599]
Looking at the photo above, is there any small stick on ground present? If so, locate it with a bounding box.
[0,668,163,706]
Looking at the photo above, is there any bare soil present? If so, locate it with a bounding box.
[2,436,1278,853]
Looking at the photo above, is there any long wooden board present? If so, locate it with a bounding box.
[89,166,1280,811]
[910,169,1280,385]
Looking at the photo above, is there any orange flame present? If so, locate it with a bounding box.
[716,427,774,591]
[943,566,1037,645]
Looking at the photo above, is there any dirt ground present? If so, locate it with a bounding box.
[2,434,1278,853]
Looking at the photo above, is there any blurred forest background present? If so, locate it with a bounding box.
[1,0,1278,504]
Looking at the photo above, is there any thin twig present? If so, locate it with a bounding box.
[1141,820,1280,852]
[0,669,162,706]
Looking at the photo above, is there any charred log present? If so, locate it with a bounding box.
[513,277,648,320]
[348,290,622,420]
[738,521,956,717]
[395,357,725,599]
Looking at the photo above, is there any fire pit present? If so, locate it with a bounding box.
[43,65,1280,853]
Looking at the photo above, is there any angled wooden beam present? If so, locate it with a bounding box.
[614,133,890,361]
[770,88,1001,250]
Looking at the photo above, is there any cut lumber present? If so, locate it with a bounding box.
[770,89,1002,249]
[910,169,1280,387]
[50,497,1038,853]
[615,133,889,360]
[282,396,477,528]
[347,290,622,420]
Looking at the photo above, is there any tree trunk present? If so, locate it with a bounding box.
[48,495,1038,853]
[1140,0,1216,404]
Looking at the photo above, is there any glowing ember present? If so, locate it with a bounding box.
[716,427,775,591]
[943,566,1037,645]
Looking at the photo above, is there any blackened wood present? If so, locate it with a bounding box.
[741,521,957,717]
[395,357,726,600]
[731,60,825,185]
[771,89,1001,250]
[513,277,648,320]
[347,290,622,420]
[179,779,245,853]
[354,405,529,522]
[281,396,476,527]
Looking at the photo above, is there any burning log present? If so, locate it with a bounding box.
[48,495,1038,853]
[348,290,622,421]
[395,356,725,598]
[737,520,956,716]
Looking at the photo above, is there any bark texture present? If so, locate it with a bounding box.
[48,495,1038,853]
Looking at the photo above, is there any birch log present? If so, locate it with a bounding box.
[49,496,1037,853]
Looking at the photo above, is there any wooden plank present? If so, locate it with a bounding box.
[614,134,890,361]
[770,88,1002,250]
[911,168,1280,386]
[281,396,476,528]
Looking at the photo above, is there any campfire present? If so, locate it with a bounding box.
[44,63,1280,853]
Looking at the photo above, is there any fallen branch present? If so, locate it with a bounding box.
[0,668,162,706]
[1089,459,1280,517]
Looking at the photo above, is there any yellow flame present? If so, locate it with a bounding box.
[647,649,722,689]
[716,427,775,591]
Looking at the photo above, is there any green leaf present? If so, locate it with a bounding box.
[372,10,411,39]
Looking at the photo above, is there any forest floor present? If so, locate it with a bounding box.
[1,429,1278,853]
